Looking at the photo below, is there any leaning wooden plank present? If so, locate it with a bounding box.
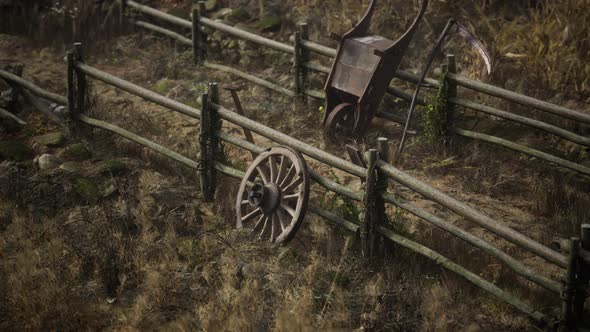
[204,62,296,98]
[0,70,67,105]
[452,98,590,147]
[377,226,547,323]
[454,127,590,177]
[78,114,198,169]
[134,20,192,46]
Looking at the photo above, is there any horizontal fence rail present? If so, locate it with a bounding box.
[1,64,567,269]
[1,64,570,323]
[126,0,590,179]
[454,128,590,176]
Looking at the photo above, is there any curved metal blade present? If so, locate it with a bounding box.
[456,21,492,74]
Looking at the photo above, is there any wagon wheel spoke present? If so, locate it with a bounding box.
[282,192,300,201]
[256,164,270,184]
[252,214,265,231]
[259,215,271,238]
[270,213,281,241]
[241,207,262,224]
[269,155,277,184]
[282,175,303,194]
[278,163,295,188]
[275,155,286,182]
[277,208,290,230]
[280,202,296,217]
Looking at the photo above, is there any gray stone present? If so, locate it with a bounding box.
[33,132,65,147]
[35,153,61,170]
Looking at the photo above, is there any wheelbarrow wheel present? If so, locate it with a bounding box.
[324,103,355,143]
[235,146,310,244]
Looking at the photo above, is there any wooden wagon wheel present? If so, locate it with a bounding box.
[236,146,310,243]
[324,103,356,143]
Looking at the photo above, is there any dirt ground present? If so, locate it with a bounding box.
[1,2,590,330]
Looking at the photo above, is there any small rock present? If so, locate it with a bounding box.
[212,8,232,19]
[102,184,117,198]
[204,0,217,11]
[257,16,281,32]
[62,143,92,160]
[228,7,250,23]
[33,132,65,147]
[34,153,61,170]
[59,161,83,173]
[74,177,99,199]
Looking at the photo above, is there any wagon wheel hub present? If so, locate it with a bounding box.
[247,182,281,214]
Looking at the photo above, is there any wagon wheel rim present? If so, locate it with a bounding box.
[324,103,355,144]
[236,146,310,244]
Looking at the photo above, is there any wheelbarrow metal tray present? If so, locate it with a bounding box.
[330,36,395,98]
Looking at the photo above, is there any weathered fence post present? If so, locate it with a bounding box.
[298,22,309,103]
[73,42,87,118]
[293,31,302,97]
[561,237,580,328]
[377,137,390,254]
[66,51,77,137]
[362,148,382,260]
[574,224,590,318]
[199,83,219,201]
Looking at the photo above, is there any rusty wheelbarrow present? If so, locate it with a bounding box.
[323,0,428,142]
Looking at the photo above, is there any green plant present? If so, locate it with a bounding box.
[420,70,449,144]
[316,170,361,223]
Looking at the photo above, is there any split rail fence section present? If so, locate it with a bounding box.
[1,0,589,328]
[125,0,590,177]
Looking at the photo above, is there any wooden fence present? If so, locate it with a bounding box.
[124,0,590,177]
[1,1,590,326]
